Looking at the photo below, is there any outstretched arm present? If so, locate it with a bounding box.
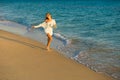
[32,23,42,29]
[32,22,45,29]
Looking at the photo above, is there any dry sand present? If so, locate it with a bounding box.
[0,30,114,80]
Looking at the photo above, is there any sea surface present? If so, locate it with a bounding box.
[0,0,120,80]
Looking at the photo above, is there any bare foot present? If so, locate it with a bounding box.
[46,47,50,51]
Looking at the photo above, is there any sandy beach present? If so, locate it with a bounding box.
[0,30,114,80]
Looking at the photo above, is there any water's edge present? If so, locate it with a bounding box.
[0,20,117,80]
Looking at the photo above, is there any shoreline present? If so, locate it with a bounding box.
[1,1,120,79]
[0,20,117,80]
[0,30,114,80]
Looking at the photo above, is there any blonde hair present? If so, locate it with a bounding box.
[46,12,52,17]
[45,12,52,19]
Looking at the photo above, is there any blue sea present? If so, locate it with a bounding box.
[0,0,120,80]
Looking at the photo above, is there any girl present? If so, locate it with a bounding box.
[32,13,57,50]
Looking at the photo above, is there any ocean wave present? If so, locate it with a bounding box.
[53,33,71,45]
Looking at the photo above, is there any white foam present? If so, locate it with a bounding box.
[53,33,71,45]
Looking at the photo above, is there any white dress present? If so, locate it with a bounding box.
[34,19,56,36]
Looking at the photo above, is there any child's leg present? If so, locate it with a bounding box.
[46,33,52,50]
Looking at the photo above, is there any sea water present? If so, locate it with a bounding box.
[0,0,120,80]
